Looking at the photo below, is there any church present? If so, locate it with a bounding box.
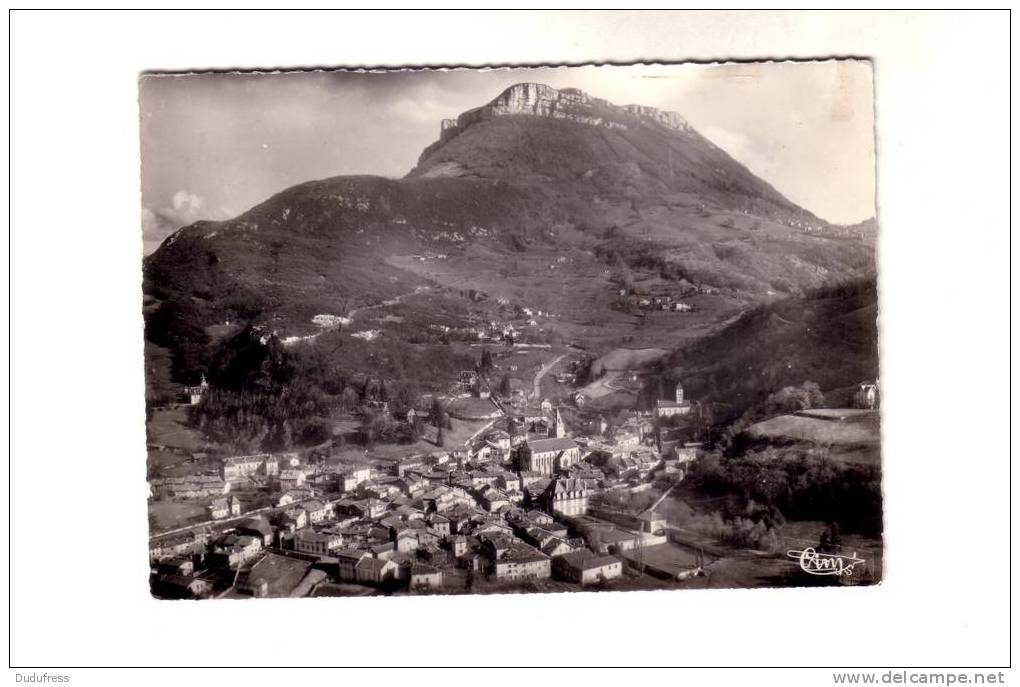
[515,409,580,475]
[655,381,692,418]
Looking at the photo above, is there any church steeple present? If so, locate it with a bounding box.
[675,382,684,404]
[549,407,566,438]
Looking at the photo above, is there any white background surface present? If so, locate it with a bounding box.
[5,9,1013,677]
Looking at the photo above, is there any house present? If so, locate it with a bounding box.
[480,534,514,561]
[655,382,692,418]
[153,557,194,577]
[335,549,370,581]
[427,514,451,536]
[355,556,399,584]
[277,489,314,507]
[508,508,555,529]
[853,381,880,409]
[409,563,443,590]
[294,529,343,556]
[495,472,520,492]
[339,466,372,492]
[478,486,510,513]
[361,499,388,519]
[553,550,623,584]
[277,507,308,532]
[208,495,240,519]
[302,499,331,524]
[151,572,213,599]
[674,442,700,464]
[208,533,262,569]
[150,474,228,500]
[517,437,581,475]
[394,476,425,497]
[149,530,208,561]
[543,477,597,516]
[394,530,420,554]
[233,552,319,598]
[394,459,427,478]
[370,541,396,560]
[279,469,307,491]
[485,430,512,452]
[208,498,231,520]
[491,544,551,581]
[540,537,574,558]
[234,517,275,547]
[449,535,468,557]
[184,375,209,405]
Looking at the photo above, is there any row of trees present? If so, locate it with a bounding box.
[687,448,882,537]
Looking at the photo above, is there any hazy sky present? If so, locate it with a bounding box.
[140,62,875,254]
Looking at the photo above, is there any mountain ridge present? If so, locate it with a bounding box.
[144,82,877,401]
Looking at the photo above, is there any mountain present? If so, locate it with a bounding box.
[143,82,877,395]
[411,83,813,223]
[657,278,880,423]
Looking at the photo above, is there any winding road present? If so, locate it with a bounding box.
[531,353,567,400]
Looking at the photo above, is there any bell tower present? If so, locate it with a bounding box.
[675,382,684,404]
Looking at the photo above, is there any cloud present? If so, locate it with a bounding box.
[171,190,203,215]
[141,190,212,255]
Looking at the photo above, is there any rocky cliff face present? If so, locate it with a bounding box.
[428,83,693,155]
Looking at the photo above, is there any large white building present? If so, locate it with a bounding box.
[655,382,692,418]
[544,477,597,516]
[222,454,280,481]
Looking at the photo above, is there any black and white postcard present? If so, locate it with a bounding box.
[141,63,882,599]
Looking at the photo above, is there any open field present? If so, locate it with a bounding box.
[146,406,205,452]
[744,410,881,466]
[621,542,709,577]
[592,346,668,373]
[447,396,501,420]
[325,415,494,467]
[148,500,209,532]
[746,411,879,446]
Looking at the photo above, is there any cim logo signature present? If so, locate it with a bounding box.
[787,547,866,577]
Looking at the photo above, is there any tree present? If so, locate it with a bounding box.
[359,407,385,448]
[478,349,493,376]
[498,374,511,396]
[430,397,444,427]
[765,381,827,415]
[436,423,445,448]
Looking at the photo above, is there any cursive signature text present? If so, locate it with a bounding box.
[787,548,866,576]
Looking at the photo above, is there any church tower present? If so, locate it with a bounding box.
[549,408,566,438]
[675,381,684,404]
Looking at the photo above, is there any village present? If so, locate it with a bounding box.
[149,352,712,599]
